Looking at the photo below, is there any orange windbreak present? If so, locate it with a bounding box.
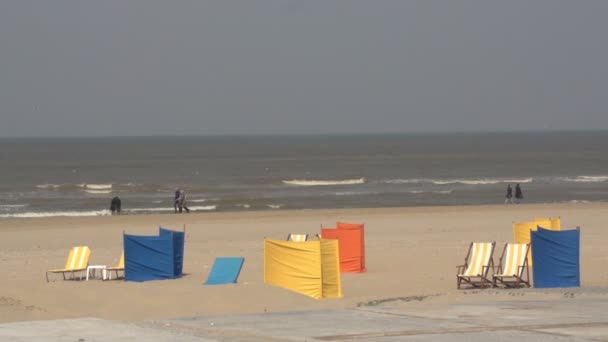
[322,223,366,273]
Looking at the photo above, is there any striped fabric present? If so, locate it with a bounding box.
[107,251,124,271]
[288,234,308,242]
[496,244,528,277]
[462,243,493,277]
[64,246,91,270]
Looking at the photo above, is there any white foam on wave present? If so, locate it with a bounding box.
[267,204,282,209]
[282,178,365,186]
[0,204,29,208]
[84,189,112,194]
[385,178,533,185]
[407,189,453,194]
[85,184,113,190]
[0,210,111,219]
[235,204,251,209]
[563,176,608,183]
[36,184,62,189]
[189,205,217,211]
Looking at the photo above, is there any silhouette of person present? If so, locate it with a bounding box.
[110,196,121,215]
[505,184,513,204]
[515,184,524,204]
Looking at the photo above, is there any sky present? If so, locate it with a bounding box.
[1,1,607,137]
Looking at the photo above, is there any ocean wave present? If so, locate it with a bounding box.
[384,178,533,185]
[0,204,29,208]
[407,190,453,194]
[85,184,113,190]
[563,176,608,183]
[36,184,62,189]
[0,210,111,219]
[235,204,251,209]
[84,189,112,194]
[282,178,365,186]
[334,191,376,196]
[189,205,217,211]
[267,204,282,209]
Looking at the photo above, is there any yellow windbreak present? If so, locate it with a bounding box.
[514,218,560,266]
[320,239,343,298]
[264,239,322,299]
[264,239,342,299]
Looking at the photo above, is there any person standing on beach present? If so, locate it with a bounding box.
[515,184,524,204]
[174,189,181,213]
[505,184,513,204]
[110,196,121,215]
[178,189,190,213]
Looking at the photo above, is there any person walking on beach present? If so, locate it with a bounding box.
[515,184,524,204]
[110,196,121,215]
[505,184,513,204]
[177,189,190,213]
[174,189,181,213]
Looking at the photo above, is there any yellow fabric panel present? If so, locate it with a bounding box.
[65,246,91,270]
[463,242,493,277]
[534,217,561,230]
[499,243,528,277]
[264,239,322,299]
[320,239,343,299]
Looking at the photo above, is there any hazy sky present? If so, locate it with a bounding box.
[1,1,607,137]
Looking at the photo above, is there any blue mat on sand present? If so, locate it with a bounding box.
[204,257,245,285]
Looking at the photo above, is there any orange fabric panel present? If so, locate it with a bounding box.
[321,224,366,273]
[337,222,366,273]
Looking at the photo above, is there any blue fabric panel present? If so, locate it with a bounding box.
[532,228,580,288]
[159,227,185,277]
[204,257,245,285]
[124,234,175,282]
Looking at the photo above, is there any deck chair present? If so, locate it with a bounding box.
[105,251,124,280]
[286,234,308,242]
[46,246,91,282]
[456,242,495,289]
[493,243,530,288]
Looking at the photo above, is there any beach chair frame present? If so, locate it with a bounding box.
[456,242,495,289]
[286,234,309,242]
[105,251,125,280]
[492,243,531,288]
[45,246,91,282]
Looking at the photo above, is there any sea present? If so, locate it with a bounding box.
[1,131,607,219]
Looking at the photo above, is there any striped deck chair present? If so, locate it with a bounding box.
[493,243,530,288]
[46,246,91,282]
[105,251,124,280]
[456,242,495,289]
[286,234,309,242]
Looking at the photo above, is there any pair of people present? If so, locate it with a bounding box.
[505,184,523,204]
[174,188,190,213]
[110,196,121,215]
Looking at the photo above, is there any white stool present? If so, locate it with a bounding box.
[86,265,107,281]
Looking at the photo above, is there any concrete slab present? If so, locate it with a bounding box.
[2,295,608,341]
[0,318,216,342]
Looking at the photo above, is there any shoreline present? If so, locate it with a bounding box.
[1,202,606,323]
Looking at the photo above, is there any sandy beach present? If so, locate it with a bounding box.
[1,202,607,323]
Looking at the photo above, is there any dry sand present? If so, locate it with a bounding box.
[1,203,606,323]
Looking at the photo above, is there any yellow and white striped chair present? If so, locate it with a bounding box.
[286,234,309,242]
[46,246,91,282]
[456,242,495,289]
[105,251,125,280]
[492,243,530,288]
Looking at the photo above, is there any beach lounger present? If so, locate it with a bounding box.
[287,234,309,242]
[493,243,530,288]
[456,242,495,289]
[45,246,91,282]
[105,251,124,280]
